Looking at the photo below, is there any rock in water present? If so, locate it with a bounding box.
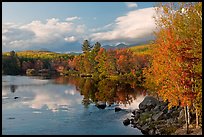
[14,97,19,99]
[115,107,122,112]
[95,101,106,109]
[123,118,130,126]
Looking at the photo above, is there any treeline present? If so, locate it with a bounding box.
[67,40,151,83]
[2,42,150,84]
[2,50,74,76]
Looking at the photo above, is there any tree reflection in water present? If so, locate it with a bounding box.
[54,76,146,107]
[10,85,18,93]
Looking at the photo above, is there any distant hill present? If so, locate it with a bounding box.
[102,43,128,50]
[102,40,154,50]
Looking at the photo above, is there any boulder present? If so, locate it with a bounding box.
[115,107,122,112]
[178,109,185,124]
[95,101,106,109]
[153,105,160,112]
[152,111,164,121]
[139,96,159,111]
[134,112,140,121]
[155,129,161,135]
[132,109,140,115]
[149,129,155,135]
[141,124,150,134]
[130,118,134,124]
[141,124,149,131]
[123,118,130,126]
[167,118,174,124]
[146,117,152,124]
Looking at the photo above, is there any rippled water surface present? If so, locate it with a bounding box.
[2,75,146,135]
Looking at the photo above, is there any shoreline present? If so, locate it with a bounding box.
[123,96,202,135]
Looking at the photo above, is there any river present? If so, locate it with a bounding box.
[2,75,146,135]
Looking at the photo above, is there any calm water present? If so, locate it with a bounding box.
[2,75,146,135]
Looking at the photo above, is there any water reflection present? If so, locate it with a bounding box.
[2,76,146,111]
[2,76,82,112]
[2,76,144,135]
[10,85,17,93]
[54,77,147,109]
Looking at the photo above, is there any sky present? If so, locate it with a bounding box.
[2,2,159,53]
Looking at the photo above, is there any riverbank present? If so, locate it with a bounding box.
[123,96,202,135]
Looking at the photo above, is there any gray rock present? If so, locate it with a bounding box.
[141,123,150,134]
[134,112,140,121]
[139,96,159,111]
[95,101,106,109]
[149,129,155,135]
[153,105,160,112]
[167,118,174,124]
[133,119,139,124]
[138,119,145,126]
[123,118,130,126]
[152,111,164,121]
[146,117,152,123]
[132,109,140,115]
[155,129,161,135]
[178,109,185,123]
[130,118,134,124]
[144,107,151,112]
[141,124,149,131]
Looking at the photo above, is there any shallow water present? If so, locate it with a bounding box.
[2,75,145,135]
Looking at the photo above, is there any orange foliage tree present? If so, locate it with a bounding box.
[143,2,202,131]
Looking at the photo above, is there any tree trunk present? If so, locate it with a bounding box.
[196,107,199,128]
[184,106,190,134]
[187,106,190,124]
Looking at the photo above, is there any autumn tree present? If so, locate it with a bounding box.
[143,2,202,132]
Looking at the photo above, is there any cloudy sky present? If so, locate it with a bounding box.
[2,2,158,53]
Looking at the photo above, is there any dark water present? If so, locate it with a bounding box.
[2,75,147,135]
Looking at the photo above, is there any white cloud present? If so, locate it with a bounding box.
[66,16,81,21]
[2,18,86,52]
[75,24,86,34]
[125,2,138,8]
[90,7,157,45]
[64,36,77,42]
[2,7,158,52]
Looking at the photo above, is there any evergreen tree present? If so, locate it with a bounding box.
[82,40,92,54]
[93,42,101,53]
